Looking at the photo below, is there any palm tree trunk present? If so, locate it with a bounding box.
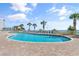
[43,25,45,30]
[73,18,76,34]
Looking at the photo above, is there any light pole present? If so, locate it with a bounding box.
[3,19,5,30]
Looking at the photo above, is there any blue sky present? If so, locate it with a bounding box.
[0,3,79,30]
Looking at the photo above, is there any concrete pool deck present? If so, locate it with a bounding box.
[0,31,79,56]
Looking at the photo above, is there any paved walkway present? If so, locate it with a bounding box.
[0,31,79,56]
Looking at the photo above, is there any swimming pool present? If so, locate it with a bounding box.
[8,33,71,42]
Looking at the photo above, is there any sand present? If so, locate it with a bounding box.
[0,31,79,56]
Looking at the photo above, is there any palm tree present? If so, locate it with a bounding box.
[19,24,24,27]
[27,22,32,31]
[41,20,47,30]
[69,13,79,34]
[68,25,75,34]
[19,24,25,31]
[33,23,37,30]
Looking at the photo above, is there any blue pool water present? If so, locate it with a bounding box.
[8,33,71,42]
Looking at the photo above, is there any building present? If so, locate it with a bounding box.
[0,18,5,30]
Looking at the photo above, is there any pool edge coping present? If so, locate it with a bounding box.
[6,33,73,43]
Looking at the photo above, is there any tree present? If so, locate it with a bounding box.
[13,24,25,31]
[27,22,32,31]
[33,23,37,30]
[69,13,79,34]
[68,25,75,34]
[19,24,25,31]
[41,20,47,30]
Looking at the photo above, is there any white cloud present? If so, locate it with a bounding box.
[47,6,72,16]
[10,3,32,12]
[47,7,59,13]
[59,16,66,21]
[58,6,72,20]
[47,6,72,21]
[31,3,37,8]
[58,6,72,16]
[58,6,67,16]
[7,13,26,20]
